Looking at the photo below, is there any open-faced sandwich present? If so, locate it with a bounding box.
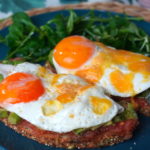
[0,35,150,149]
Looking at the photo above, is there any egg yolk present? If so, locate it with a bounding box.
[90,96,112,115]
[0,72,45,104]
[54,35,96,69]
[57,94,74,104]
[110,70,134,94]
[42,100,63,116]
[56,83,84,103]
[76,67,103,84]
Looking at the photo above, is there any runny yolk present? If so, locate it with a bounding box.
[110,70,134,94]
[54,35,96,69]
[76,66,103,84]
[42,100,63,116]
[0,72,45,104]
[129,61,150,77]
[90,96,112,115]
[55,82,92,104]
[51,74,65,85]
[57,94,74,104]
[56,83,84,104]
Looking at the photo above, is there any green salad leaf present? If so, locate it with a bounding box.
[1,59,25,65]
[8,112,22,125]
[0,108,8,118]
[0,74,4,82]
[113,103,137,123]
[137,88,150,103]
[0,11,150,63]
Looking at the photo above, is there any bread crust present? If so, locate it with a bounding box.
[0,117,138,149]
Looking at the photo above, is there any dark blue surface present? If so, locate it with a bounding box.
[0,10,150,150]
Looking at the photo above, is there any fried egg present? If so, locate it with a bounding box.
[53,35,150,97]
[0,62,122,133]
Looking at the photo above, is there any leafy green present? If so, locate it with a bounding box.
[8,112,22,124]
[0,108,21,124]
[113,103,137,123]
[66,10,77,34]
[1,59,25,65]
[137,88,150,103]
[0,74,4,82]
[74,120,113,135]
[48,49,54,67]
[0,11,150,63]
[0,108,8,118]
[73,128,88,135]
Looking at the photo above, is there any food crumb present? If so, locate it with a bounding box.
[69,114,75,118]
[130,147,133,150]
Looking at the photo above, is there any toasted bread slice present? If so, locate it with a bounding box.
[0,116,138,149]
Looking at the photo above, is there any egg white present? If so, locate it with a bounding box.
[0,62,123,133]
[53,46,150,97]
[0,64,15,78]
[53,45,101,74]
[99,67,150,97]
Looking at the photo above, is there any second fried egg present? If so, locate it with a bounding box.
[53,35,150,97]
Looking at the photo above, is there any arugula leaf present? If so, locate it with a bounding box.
[0,74,4,82]
[1,59,25,65]
[137,88,150,104]
[66,10,77,34]
[0,108,8,119]
[0,11,150,63]
[12,12,35,29]
[113,103,137,123]
[48,49,54,67]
